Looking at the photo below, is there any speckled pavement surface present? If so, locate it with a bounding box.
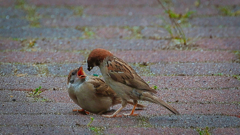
[0,0,240,134]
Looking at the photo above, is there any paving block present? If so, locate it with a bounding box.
[84,7,165,16]
[0,64,14,75]
[0,76,67,91]
[1,76,239,91]
[0,7,26,18]
[0,52,85,63]
[143,76,240,89]
[47,63,101,76]
[41,16,164,27]
[27,0,158,6]
[0,39,22,51]
[149,115,240,128]
[150,63,240,75]
[195,38,240,50]
[0,114,138,127]
[105,127,198,135]
[154,89,240,103]
[94,27,132,39]
[36,39,170,51]
[142,27,240,38]
[0,28,82,38]
[113,50,237,63]
[0,0,16,7]
[190,17,240,27]
[0,18,29,28]
[36,7,74,17]
[212,128,240,135]
[0,90,30,102]
[0,126,88,135]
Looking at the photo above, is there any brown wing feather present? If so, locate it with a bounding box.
[106,56,157,94]
[88,77,117,97]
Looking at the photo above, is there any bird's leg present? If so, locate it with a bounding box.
[72,109,90,115]
[123,100,138,116]
[102,106,124,118]
[102,100,127,118]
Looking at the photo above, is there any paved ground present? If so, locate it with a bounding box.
[0,0,240,134]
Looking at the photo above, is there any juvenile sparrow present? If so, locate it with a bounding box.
[67,66,144,115]
[87,48,180,117]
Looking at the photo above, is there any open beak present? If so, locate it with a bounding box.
[77,66,87,79]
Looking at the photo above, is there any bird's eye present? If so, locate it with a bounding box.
[72,72,75,75]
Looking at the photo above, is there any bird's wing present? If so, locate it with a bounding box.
[88,77,117,97]
[105,56,157,93]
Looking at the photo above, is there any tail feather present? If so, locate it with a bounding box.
[141,92,180,115]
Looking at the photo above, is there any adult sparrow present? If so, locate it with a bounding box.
[87,48,180,117]
[67,66,145,115]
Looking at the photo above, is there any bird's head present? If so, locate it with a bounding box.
[67,66,87,84]
[87,48,113,71]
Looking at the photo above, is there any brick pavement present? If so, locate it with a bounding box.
[0,0,240,134]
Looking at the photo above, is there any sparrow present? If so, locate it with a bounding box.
[87,48,180,117]
[67,66,145,115]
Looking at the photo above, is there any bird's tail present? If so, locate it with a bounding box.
[140,92,180,115]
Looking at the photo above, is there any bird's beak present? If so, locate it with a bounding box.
[87,66,93,71]
[77,66,87,78]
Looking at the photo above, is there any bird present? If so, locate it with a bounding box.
[87,48,180,118]
[67,66,145,115]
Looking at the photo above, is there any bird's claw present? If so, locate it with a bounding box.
[72,109,90,115]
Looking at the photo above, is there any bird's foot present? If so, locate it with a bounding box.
[123,103,138,116]
[72,109,90,115]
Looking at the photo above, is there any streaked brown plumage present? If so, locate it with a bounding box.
[67,66,144,114]
[87,48,180,117]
